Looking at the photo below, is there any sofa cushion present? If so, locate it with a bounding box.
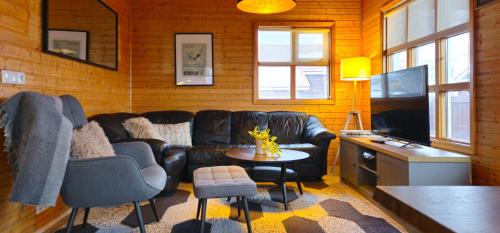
[143,110,194,133]
[193,110,232,145]
[70,121,115,159]
[122,117,162,140]
[187,144,252,166]
[268,111,308,144]
[154,122,192,146]
[231,111,268,144]
[89,113,140,142]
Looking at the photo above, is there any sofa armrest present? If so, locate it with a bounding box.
[113,138,169,163]
[303,116,336,147]
[112,141,156,168]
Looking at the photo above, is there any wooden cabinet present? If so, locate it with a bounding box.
[340,141,358,185]
[377,153,409,186]
[338,136,471,193]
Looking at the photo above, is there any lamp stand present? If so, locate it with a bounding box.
[332,80,364,175]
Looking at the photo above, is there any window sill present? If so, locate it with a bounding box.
[431,139,473,155]
[254,99,336,105]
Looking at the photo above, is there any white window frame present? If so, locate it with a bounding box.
[382,0,475,154]
[254,21,335,105]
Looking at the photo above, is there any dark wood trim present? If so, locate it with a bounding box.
[41,0,119,71]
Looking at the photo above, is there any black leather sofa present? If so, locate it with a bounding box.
[89,110,336,193]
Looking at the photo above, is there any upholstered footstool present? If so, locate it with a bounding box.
[193,166,257,233]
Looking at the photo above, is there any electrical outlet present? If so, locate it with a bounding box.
[1,70,26,85]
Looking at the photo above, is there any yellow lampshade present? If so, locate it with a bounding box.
[237,0,296,14]
[340,57,371,81]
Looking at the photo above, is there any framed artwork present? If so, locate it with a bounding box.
[175,33,214,86]
[476,0,498,8]
[48,30,88,60]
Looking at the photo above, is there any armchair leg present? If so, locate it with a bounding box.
[133,202,146,233]
[83,208,90,228]
[149,199,160,222]
[65,208,78,233]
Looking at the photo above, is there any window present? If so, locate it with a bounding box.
[383,0,473,153]
[255,23,333,103]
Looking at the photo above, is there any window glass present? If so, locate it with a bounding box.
[389,51,407,72]
[408,0,435,41]
[414,43,436,85]
[437,0,469,31]
[297,32,325,61]
[258,66,291,99]
[386,8,407,49]
[446,33,470,83]
[429,92,436,137]
[258,30,291,62]
[370,74,384,98]
[295,66,329,99]
[445,91,470,143]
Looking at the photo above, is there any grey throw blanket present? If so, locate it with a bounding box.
[0,92,73,207]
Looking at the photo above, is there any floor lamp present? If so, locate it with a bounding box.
[333,57,371,174]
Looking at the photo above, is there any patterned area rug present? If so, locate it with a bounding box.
[56,176,405,233]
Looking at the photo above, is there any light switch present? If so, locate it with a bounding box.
[1,70,26,85]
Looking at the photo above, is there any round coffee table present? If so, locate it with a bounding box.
[225,148,309,210]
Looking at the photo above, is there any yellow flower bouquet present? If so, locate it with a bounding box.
[248,126,281,157]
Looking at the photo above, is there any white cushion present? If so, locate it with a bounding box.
[71,121,115,159]
[122,117,162,140]
[154,122,192,146]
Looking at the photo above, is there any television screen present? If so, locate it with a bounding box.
[370,66,430,146]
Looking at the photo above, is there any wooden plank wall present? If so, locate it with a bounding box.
[131,0,369,168]
[48,0,117,68]
[0,0,131,232]
[474,1,500,185]
[362,0,500,185]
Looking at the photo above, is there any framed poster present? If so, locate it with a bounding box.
[175,33,214,86]
[476,0,498,8]
[48,30,88,60]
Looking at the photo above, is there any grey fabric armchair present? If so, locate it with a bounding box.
[59,95,167,233]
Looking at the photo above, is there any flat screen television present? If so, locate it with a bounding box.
[370,66,431,146]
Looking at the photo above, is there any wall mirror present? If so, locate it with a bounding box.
[42,0,118,70]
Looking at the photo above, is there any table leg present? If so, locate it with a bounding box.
[280,163,289,210]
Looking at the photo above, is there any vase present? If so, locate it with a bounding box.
[255,140,266,154]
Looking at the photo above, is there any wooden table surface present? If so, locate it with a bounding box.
[374,186,500,233]
[225,148,309,163]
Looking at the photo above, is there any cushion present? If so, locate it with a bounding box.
[193,166,257,199]
[231,111,268,144]
[71,121,115,159]
[122,117,162,140]
[154,122,192,146]
[193,110,232,145]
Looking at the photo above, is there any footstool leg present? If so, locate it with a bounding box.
[242,197,252,233]
[236,196,241,217]
[196,199,202,220]
[200,199,208,233]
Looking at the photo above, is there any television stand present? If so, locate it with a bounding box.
[339,134,471,197]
